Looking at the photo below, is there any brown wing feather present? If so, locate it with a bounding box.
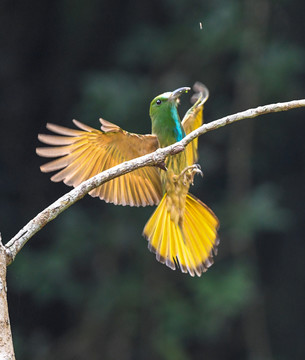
[182,82,209,166]
[37,119,162,207]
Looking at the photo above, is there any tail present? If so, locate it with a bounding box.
[143,193,219,277]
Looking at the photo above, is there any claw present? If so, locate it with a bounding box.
[176,164,203,186]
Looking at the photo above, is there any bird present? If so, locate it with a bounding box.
[36,82,219,277]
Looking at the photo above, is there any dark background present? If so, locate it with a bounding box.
[1,0,305,359]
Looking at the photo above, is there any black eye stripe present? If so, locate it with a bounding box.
[156,99,161,105]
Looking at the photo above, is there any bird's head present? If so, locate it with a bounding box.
[149,86,190,121]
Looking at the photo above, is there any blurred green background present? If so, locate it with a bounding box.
[1,0,305,359]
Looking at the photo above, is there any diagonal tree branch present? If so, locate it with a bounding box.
[4,99,305,265]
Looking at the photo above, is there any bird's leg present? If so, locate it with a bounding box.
[173,164,203,186]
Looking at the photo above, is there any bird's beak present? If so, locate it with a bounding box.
[169,87,191,101]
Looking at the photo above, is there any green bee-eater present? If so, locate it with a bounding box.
[37,83,219,276]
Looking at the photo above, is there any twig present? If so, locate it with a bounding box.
[4,99,305,264]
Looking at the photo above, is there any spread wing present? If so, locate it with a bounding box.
[36,118,162,207]
[182,82,209,166]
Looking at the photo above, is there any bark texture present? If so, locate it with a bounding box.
[0,236,15,360]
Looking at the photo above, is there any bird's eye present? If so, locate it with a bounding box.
[156,99,162,105]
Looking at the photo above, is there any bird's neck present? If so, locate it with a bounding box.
[151,106,185,147]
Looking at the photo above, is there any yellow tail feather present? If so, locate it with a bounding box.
[143,193,219,277]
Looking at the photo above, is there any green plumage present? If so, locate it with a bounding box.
[150,91,186,147]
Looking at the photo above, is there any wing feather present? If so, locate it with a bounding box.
[46,123,84,136]
[182,82,209,166]
[37,134,80,146]
[37,119,162,206]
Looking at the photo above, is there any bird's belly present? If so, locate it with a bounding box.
[161,152,189,225]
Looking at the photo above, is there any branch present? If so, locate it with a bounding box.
[5,99,305,264]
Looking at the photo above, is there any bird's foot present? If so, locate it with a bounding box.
[176,164,203,186]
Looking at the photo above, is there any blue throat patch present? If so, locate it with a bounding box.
[171,107,184,141]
